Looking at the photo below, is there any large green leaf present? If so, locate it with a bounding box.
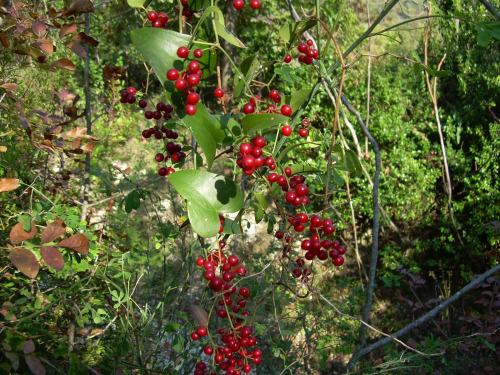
[241,113,289,134]
[130,28,216,93]
[168,170,244,237]
[180,104,224,169]
[233,56,260,98]
[289,86,313,111]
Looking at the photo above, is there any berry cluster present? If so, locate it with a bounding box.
[193,250,262,374]
[166,46,208,116]
[147,11,169,28]
[297,40,319,65]
[120,86,138,104]
[268,171,310,207]
[282,40,319,65]
[240,90,292,117]
[236,135,276,175]
[232,0,261,11]
[297,117,310,138]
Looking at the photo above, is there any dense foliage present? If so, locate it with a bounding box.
[0,0,498,374]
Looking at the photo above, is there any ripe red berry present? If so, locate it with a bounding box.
[239,143,253,155]
[155,153,165,162]
[193,48,203,58]
[228,254,239,266]
[152,20,162,28]
[166,68,179,81]
[186,91,200,105]
[214,87,224,98]
[332,256,345,266]
[281,125,292,136]
[233,0,245,10]
[281,104,292,116]
[185,104,197,115]
[177,46,189,59]
[298,128,309,137]
[196,326,208,337]
[175,78,188,91]
[186,74,201,87]
[147,11,158,22]
[242,102,255,114]
[158,167,168,176]
[195,257,205,267]
[203,345,214,356]
[138,99,147,108]
[267,172,278,183]
[239,287,250,298]
[188,60,200,74]
[284,166,292,176]
[249,0,261,9]
[158,12,168,24]
[251,135,266,148]
[284,54,292,63]
[190,332,200,340]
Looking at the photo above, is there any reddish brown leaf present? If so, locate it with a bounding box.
[55,89,76,103]
[35,39,54,55]
[65,0,95,16]
[9,248,40,279]
[40,247,64,270]
[41,220,66,243]
[74,32,98,47]
[9,222,37,244]
[67,40,87,59]
[81,142,95,153]
[0,178,20,193]
[32,21,47,37]
[0,83,18,91]
[58,233,89,255]
[59,23,77,38]
[24,354,46,375]
[52,58,75,71]
[0,32,10,48]
[23,340,36,354]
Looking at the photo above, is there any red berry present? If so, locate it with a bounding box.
[166,68,179,81]
[190,332,200,340]
[242,103,255,114]
[197,326,208,337]
[158,12,168,24]
[188,60,200,73]
[281,104,292,116]
[267,172,278,183]
[175,78,188,91]
[203,345,213,356]
[196,257,205,267]
[214,87,224,98]
[233,0,245,10]
[155,153,165,162]
[185,104,197,115]
[158,167,168,176]
[284,54,292,63]
[147,11,158,22]
[239,143,253,155]
[228,254,239,266]
[186,91,200,105]
[249,0,261,9]
[186,74,201,87]
[284,166,292,176]
[251,135,266,148]
[281,125,292,136]
[298,128,309,137]
[152,20,162,28]
[193,48,203,58]
[177,46,189,59]
[332,256,345,266]
[239,287,250,298]
[298,42,308,53]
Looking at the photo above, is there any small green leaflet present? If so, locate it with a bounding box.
[124,190,141,213]
[197,6,245,48]
[127,0,145,8]
[241,113,289,134]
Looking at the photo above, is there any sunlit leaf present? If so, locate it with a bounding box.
[41,219,66,243]
[241,113,289,134]
[0,178,20,193]
[9,248,39,279]
[41,246,64,270]
[58,233,89,255]
[9,222,37,244]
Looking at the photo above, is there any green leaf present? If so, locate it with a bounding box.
[124,190,141,213]
[279,23,293,43]
[180,104,224,169]
[292,18,317,42]
[168,170,244,237]
[276,141,320,163]
[172,335,184,353]
[211,7,245,48]
[333,149,362,176]
[127,0,145,8]
[233,56,260,98]
[130,28,216,96]
[223,217,242,234]
[275,64,301,84]
[19,215,32,232]
[241,113,289,134]
[290,164,320,175]
[475,21,500,46]
[289,86,313,111]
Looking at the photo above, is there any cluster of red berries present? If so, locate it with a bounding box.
[147,10,169,28]
[166,46,210,116]
[236,135,277,175]
[268,170,310,207]
[280,117,310,138]
[240,91,292,117]
[193,250,262,374]
[282,40,319,65]
[232,0,261,11]
[120,86,138,104]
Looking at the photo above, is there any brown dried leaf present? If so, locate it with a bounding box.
[71,138,81,150]
[187,304,209,327]
[58,233,89,255]
[81,142,95,153]
[65,0,95,16]
[23,340,35,354]
[65,127,87,138]
[0,146,7,152]
[0,83,18,91]
[40,246,64,270]
[0,178,20,193]
[0,32,10,48]
[24,354,46,375]
[41,219,66,243]
[9,222,37,244]
[74,32,98,47]
[52,58,75,71]
[67,39,86,59]
[55,89,76,102]
[59,23,77,38]
[35,39,54,55]
[9,248,39,279]
[32,21,47,37]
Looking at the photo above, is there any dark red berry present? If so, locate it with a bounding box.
[177,46,189,59]
[284,54,292,63]
[233,0,245,10]
[193,48,203,58]
[147,11,158,22]
[281,125,292,136]
[281,104,292,116]
[214,87,224,98]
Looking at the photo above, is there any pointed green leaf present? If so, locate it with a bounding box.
[127,0,145,8]
[233,56,260,98]
[241,113,289,134]
[289,86,313,111]
[279,23,293,43]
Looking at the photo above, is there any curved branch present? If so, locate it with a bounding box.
[347,264,500,371]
